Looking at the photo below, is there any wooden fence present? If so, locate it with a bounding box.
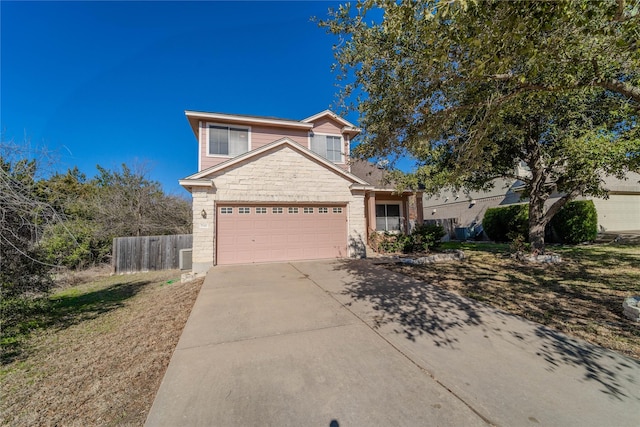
[112,234,192,273]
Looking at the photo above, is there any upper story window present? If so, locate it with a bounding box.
[208,124,249,157]
[310,133,343,162]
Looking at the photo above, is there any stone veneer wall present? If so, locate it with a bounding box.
[191,187,216,274]
[189,146,367,273]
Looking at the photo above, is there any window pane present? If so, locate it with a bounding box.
[310,134,326,158]
[209,126,228,155]
[375,204,402,231]
[229,128,248,156]
[326,136,341,162]
[387,204,400,217]
[387,216,401,231]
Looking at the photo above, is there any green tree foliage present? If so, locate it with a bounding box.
[91,163,191,239]
[321,0,640,251]
[38,163,192,268]
[2,138,193,297]
[1,145,59,297]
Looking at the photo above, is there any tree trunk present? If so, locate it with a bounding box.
[528,195,547,253]
[525,133,548,254]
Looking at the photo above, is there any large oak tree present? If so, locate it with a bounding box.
[322,0,640,251]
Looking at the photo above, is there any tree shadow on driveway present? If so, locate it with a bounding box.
[335,259,640,403]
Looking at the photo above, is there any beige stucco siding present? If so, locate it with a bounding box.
[591,194,640,232]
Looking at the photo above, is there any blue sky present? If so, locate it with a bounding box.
[2,1,363,194]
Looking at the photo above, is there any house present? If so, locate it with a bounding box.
[422,172,640,238]
[179,110,423,273]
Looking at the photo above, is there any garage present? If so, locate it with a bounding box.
[216,204,347,265]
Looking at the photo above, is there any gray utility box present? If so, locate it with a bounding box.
[179,248,193,271]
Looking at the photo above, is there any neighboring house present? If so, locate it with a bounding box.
[422,172,640,238]
[179,110,422,272]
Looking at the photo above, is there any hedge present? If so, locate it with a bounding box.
[548,200,598,244]
[482,200,598,244]
[482,204,528,242]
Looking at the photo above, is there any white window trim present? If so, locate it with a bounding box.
[375,202,404,233]
[308,132,345,163]
[206,122,251,158]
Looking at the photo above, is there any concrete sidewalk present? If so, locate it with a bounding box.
[146,260,640,426]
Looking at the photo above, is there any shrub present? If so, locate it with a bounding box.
[369,232,412,253]
[368,224,446,254]
[40,220,111,269]
[483,204,529,242]
[411,224,445,251]
[549,200,598,244]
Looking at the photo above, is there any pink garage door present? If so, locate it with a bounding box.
[216,205,347,265]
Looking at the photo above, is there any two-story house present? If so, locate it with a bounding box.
[179,110,423,273]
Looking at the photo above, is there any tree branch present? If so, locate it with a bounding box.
[596,78,640,103]
[543,187,582,224]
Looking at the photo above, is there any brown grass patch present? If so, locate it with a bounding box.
[1,270,203,426]
[385,244,640,359]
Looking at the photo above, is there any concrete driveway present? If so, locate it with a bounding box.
[146,260,640,427]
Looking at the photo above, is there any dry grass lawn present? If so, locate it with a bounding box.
[1,269,203,426]
[386,243,640,360]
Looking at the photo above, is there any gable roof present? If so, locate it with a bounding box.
[180,138,370,188]
[185,110,313,139]
[302,110,357,128]
[184,109,361,140]
[302,110,361,137]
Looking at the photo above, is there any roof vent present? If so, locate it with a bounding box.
[376,159,389,169]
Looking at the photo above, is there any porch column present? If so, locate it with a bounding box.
[191,187,215,274]
[366,192,377,235]
[407,193,420,233]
